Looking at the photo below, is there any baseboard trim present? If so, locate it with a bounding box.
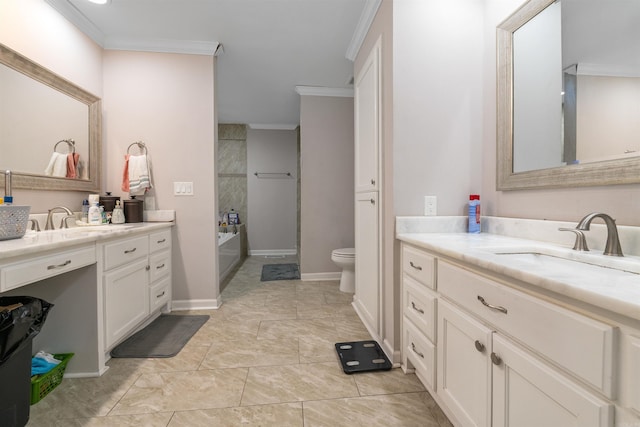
[250,249,297,256]
[300,272,341,281]
[171,298,221,311]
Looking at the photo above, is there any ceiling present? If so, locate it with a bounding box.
[45,0,378,128]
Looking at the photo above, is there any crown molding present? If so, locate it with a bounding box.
[248,124,299,130]
[104,38,219,55]
[45,0,106,46]
[45,0,218,55]
[345,0,382,61]
[295,86,354,97]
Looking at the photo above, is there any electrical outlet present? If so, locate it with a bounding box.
[424,196,437,216]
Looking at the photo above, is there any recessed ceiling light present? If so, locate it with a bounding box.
[87,0,110,4]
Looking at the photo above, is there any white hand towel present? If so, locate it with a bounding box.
[44,152,67,177]
[128,154,152,196]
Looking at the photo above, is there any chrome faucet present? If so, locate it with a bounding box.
[575,212,623,257]
[45,206,75,231]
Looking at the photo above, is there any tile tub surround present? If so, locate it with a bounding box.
[396,216,640,321]
[27,255,453,427]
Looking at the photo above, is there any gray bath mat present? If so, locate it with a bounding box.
[111,314,209,358]
[261,263,300,281]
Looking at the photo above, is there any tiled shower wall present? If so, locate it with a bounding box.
[218,124,247,229]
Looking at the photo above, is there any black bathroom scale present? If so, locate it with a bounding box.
[335,340,392,374]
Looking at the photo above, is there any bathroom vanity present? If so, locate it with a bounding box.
[0,223,173,377]
[397,216,640,427]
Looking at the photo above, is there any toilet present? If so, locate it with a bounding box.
[331,248,356,293]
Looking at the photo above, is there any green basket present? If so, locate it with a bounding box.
[30,353,74,405]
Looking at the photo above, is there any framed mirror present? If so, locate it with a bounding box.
[0,43,101,192]
[496,0,640,190]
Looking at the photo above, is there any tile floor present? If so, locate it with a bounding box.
[27,256,453,426]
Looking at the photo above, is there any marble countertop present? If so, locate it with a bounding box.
[0,222,173,261]
[396,217,640,322]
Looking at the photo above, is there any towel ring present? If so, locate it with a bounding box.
[127,141,148,155]
[54,139,76,154]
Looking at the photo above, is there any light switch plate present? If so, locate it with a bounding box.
[173,182,194,196]
[424,196,437,216]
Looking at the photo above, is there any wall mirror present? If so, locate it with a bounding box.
[0,43,101,192]
[496,0,640,190]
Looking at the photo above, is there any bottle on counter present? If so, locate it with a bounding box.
[81,199,90,223]
[468,194,481,233]
[88,201,101,225]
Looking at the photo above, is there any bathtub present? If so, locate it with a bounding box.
[218,231,241,282]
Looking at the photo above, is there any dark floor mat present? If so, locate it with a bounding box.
[335,340,393,374]
[111,315,209,358]
[260,263,300,281]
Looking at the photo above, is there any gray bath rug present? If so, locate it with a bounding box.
[110,314,209,358]
[261,263,300,281]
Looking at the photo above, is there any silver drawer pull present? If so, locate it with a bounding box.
[411,302,425,314]
[411,342,424,358]
[409,261,422,271]
[124,247,137,254]
[47,260,71,270]
[156,291,166,298]
[477,295,508,314]
[157,238,166,244]
[156,263,165,269]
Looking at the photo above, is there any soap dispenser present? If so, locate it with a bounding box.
[88,200,101,225]
[111,200,125,224]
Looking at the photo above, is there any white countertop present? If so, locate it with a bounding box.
[0,222,173,261]
[396,216,640,322]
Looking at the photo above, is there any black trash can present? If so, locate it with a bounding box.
[0,297,53,427]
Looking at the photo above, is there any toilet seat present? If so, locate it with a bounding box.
[332,248,355,258]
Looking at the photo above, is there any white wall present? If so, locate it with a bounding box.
[102,50,217,306]
[0,0,103,212]
[299,95,354,276]
[246,129,298,255]
[393,0,485,217]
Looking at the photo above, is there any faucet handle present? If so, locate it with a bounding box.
[60,215,76,229]
[559,228,589,251]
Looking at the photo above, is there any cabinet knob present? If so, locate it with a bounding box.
[371,179,375,185]
[370,198,375,204]
[474,340,485,353]
[145,265,150,271]
[491,352,502,366]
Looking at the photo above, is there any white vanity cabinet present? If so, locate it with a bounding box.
[400,241,615,427]
[102,229,172,350]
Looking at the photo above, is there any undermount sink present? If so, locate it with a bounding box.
[486,245,640,277]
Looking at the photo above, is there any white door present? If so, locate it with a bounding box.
[492,334,613,427]
[438,299,493,427]
[354,191,379,336]
[354,36,381,193]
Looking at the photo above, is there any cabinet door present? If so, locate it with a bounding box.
[354,36,381,193]
[492,334,613,427]
[354,191,379,336]
[438,299,492,427]
[104,258,149,349]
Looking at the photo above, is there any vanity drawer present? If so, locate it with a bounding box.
[103,235,149,270]
[438,260,616,398]
[150,230,171,254]
[1,246,96,292]
[403,274,437,342]
[149,275,171,312]
[404,319,436,390]
[149,250,171,283]
[402,244,436,289]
